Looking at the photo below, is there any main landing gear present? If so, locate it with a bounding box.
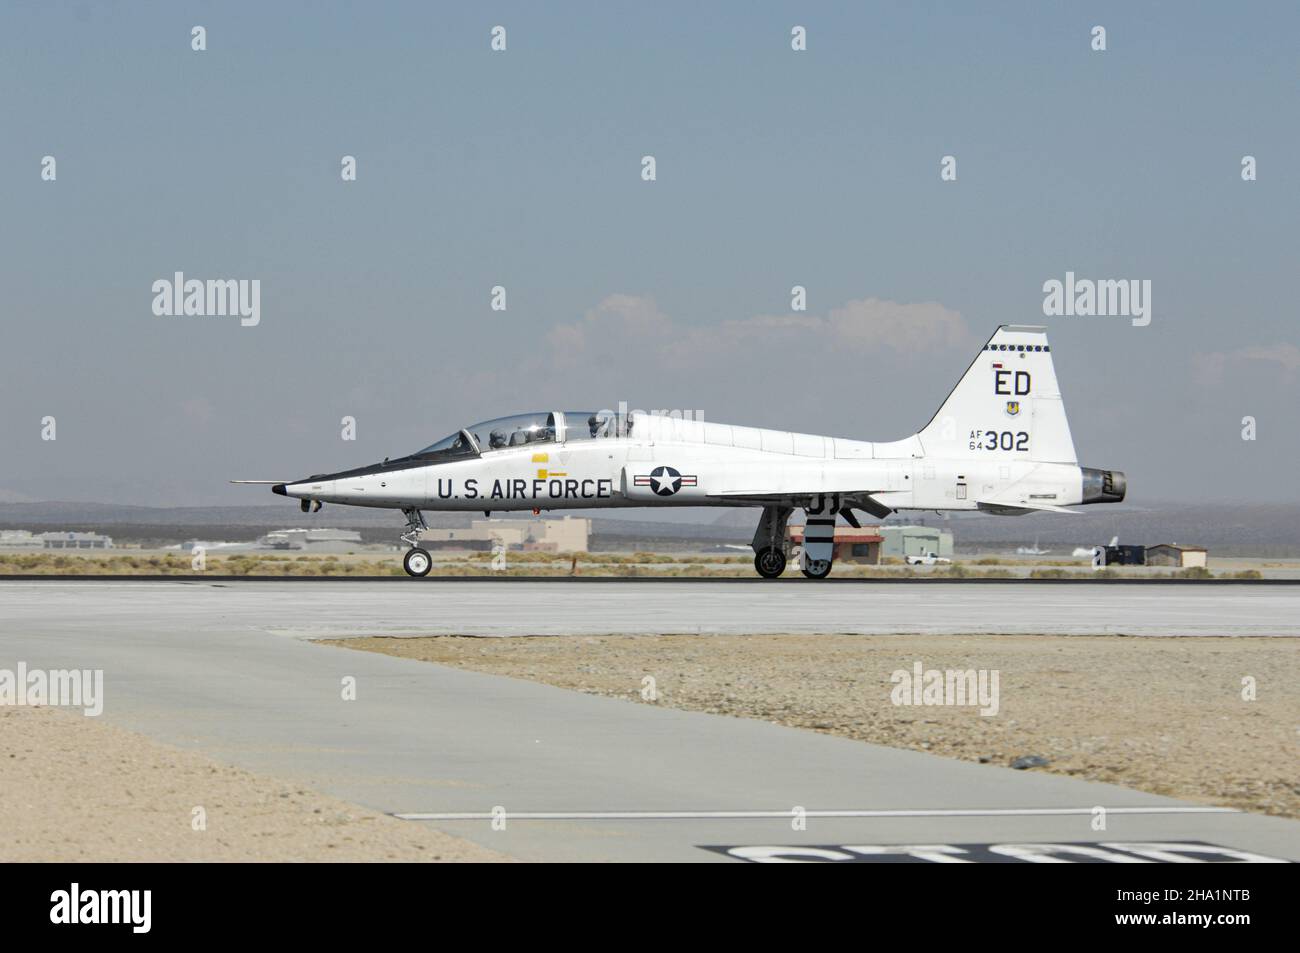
[800,558,832,579]
[799,494,840,580]
[400,507,432,578]
[751,505,792,579]
[754,546,786,579]
[749,499,840,579]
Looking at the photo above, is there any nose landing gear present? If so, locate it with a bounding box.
[399,507,432,578]
[402,547,432,577]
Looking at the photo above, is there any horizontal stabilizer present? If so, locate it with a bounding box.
[229,480,291,484]
[851,495,895,519]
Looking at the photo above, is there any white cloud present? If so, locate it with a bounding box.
[547,294,970,372]
[1192,343,1300,386]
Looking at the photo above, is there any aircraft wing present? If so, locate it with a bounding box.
[695,461,896,515]
[976,500,1081,515]
[708,490,896,519]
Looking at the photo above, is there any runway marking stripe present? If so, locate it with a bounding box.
[393,806,1238,821]
[710,841,1292,864]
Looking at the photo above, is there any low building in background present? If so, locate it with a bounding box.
[786,525,883,564]
[880,525,954,558]
[421,516,590,553]
[1103,544,1146,566]
[40,531,114,550]
[528,516,590,553]
[258,528,363,553]
[0,530,46,550]
[179,539,258,553]
[1145,543,1208,568]
[422,521,527,549]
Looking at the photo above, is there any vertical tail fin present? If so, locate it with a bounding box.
[916,325,1077,464]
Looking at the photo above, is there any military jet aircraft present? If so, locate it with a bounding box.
[236,325,1125,578]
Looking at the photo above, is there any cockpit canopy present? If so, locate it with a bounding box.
[415,411,631,460]
[564,410,633,441]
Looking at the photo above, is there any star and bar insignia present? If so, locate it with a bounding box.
[633,465,698,497]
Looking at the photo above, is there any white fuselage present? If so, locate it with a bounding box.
[279,411,1087,515]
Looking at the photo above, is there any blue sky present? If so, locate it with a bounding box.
[1,2,1296,504]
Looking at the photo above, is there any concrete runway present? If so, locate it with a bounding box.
[3,579,1298,861]
[3,578,1297,637]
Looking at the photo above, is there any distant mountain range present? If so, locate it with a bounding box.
[0,500,752,549]
[1,500,1297,555]
[0,500,409,527]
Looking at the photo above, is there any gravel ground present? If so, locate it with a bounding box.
[323,633,1300,819]
[0,706,508,862]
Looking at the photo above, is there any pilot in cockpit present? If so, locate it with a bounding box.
[489,429,507,449]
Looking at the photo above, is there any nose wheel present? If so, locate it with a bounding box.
[397,507,431,577]
[754,546,787,579]
[403,547,432,577]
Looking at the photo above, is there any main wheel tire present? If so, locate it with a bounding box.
[801,558,833,579]
[754,547,787,579]
[403,547,432,577]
